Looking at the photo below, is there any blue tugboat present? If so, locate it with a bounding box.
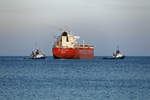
[103,46,125,59]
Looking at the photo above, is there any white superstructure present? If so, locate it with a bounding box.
[112,46,125,58]
[54,31,80,48]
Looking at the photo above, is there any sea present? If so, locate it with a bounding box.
[0,56,150,100]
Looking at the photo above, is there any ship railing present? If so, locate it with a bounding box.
[76,45,94,48]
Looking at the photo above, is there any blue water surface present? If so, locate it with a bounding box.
[0,56,150,100]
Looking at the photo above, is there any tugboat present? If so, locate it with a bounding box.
[103,46,125,59]
[52,30,94,59]
[25,48,46,59]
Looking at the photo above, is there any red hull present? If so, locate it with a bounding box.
[52,47,94,59]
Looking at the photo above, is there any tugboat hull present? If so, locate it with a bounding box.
[103,56,125,59]
[24,56,46,59]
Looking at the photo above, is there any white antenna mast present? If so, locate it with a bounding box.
[83,40,85,47]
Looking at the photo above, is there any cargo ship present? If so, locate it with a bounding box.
[52,31,94,59]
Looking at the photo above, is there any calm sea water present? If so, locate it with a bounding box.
[0,56,150,100]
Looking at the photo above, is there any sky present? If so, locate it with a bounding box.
[0,0,150,56]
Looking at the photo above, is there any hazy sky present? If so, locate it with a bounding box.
[0,0,150,56]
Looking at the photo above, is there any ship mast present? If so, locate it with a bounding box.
[117,45,119,51]
[83,40,85,47]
